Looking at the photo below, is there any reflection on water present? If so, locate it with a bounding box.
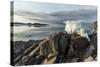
[13,21,92,41]
[13,23,65,41]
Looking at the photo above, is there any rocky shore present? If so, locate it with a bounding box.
[12,21,97,66]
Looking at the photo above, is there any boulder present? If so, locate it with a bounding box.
[39,32,70,57]
[72,36,90,58]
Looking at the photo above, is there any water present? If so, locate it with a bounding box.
[13,20,93,41]
[12,10,96,41]
[13,22,65,41]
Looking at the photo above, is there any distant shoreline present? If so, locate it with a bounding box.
[11,22,49,27]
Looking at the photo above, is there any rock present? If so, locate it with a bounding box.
[84,56,94,62]
[72,36,90,58]
[21,55,30,64]
[59,34,70,55]
[14,40,40,65]
[71,58,79,62]
[39,32,71,58]
[33,55,45,64]
[43,56,57,64]
[90,34,97,50]
[38,32,71,64]
[66,57,79,62]
[94,57,97,61]
[48,36,58,56]
[89,21,97,57]
[90,33,97,57]
[56,55,66,63]
[84,45,95,58]
[47,53,56,60]
[92,21,97,33]
[13,31,97,65]
[39,39,50,57]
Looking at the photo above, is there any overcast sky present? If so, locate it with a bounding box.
[14,1,97,13]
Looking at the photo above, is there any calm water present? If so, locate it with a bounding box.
[13,21,93,41]
[13,22,65,41]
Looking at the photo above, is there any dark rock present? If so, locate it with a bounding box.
[72,37,90,51]
[90,33,97,57]
[13,40,41,65]
[92,21,97,33]
[72,37,90,58]
[64,35,93,62]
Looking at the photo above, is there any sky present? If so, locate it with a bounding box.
[14,1,97,13]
